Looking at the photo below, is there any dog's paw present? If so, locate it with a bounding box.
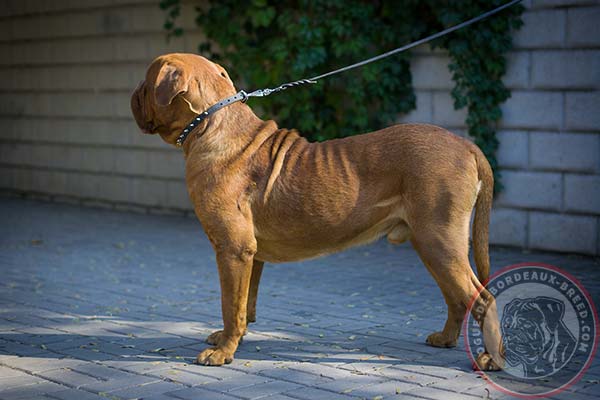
[474,352,502,371]
[206,330,246,345]
[247,312,257,323]
[206,330,223,345]
[425,331,458,348]
[195,347,233,366]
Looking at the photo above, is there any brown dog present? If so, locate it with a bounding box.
[131,53,504,370]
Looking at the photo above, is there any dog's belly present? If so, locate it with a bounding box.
[253,203,410,263]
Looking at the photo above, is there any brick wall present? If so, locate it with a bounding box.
[1,1,599,255]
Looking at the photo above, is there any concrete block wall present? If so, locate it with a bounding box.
[1,0,599,255]
[497,0,600,256]
[0,0,202,213]
[399,0,600,255]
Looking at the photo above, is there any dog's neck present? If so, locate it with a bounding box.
[181,101,276,162]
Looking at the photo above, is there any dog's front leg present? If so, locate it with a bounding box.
[206,259,264,345]
[247,260,264,323]
[196,241,255,366]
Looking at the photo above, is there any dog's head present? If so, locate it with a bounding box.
[130,53,236,145]
[501,296,574,375]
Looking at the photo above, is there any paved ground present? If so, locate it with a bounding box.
[0,198,599,400]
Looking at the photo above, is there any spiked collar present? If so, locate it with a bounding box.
[175,90,249,147]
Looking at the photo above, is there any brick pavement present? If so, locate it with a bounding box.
[0,198,599,400]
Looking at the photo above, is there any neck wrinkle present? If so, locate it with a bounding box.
[189,103,269,158]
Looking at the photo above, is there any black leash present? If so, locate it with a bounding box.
[176,0,522,147]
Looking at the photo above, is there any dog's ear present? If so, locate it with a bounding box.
[154,63,200,113]
[534,296,565,331]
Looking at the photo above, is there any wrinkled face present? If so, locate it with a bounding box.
[130,53,236,145]
[502,305,546,366]
[501,297,567,369]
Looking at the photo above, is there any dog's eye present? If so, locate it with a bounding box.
[220,72,227,78]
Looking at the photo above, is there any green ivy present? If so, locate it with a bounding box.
[159,0,523,192]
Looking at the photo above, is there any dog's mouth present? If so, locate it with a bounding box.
[503,329,545,367]
[504,342,539,366]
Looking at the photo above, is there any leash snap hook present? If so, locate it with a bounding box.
[246,88,272,98]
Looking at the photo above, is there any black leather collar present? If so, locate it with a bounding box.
[175,90,249,147]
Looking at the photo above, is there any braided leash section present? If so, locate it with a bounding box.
[246,79,317,98]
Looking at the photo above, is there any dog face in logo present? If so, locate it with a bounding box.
[501,296,576,377]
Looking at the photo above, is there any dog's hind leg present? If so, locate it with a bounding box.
[470,282,504,371]
[409,218,503,371]
[411,233,470,348]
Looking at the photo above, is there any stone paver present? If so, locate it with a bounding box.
[0,198,599,400]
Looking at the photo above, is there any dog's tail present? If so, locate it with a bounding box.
[472,148,493,284]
